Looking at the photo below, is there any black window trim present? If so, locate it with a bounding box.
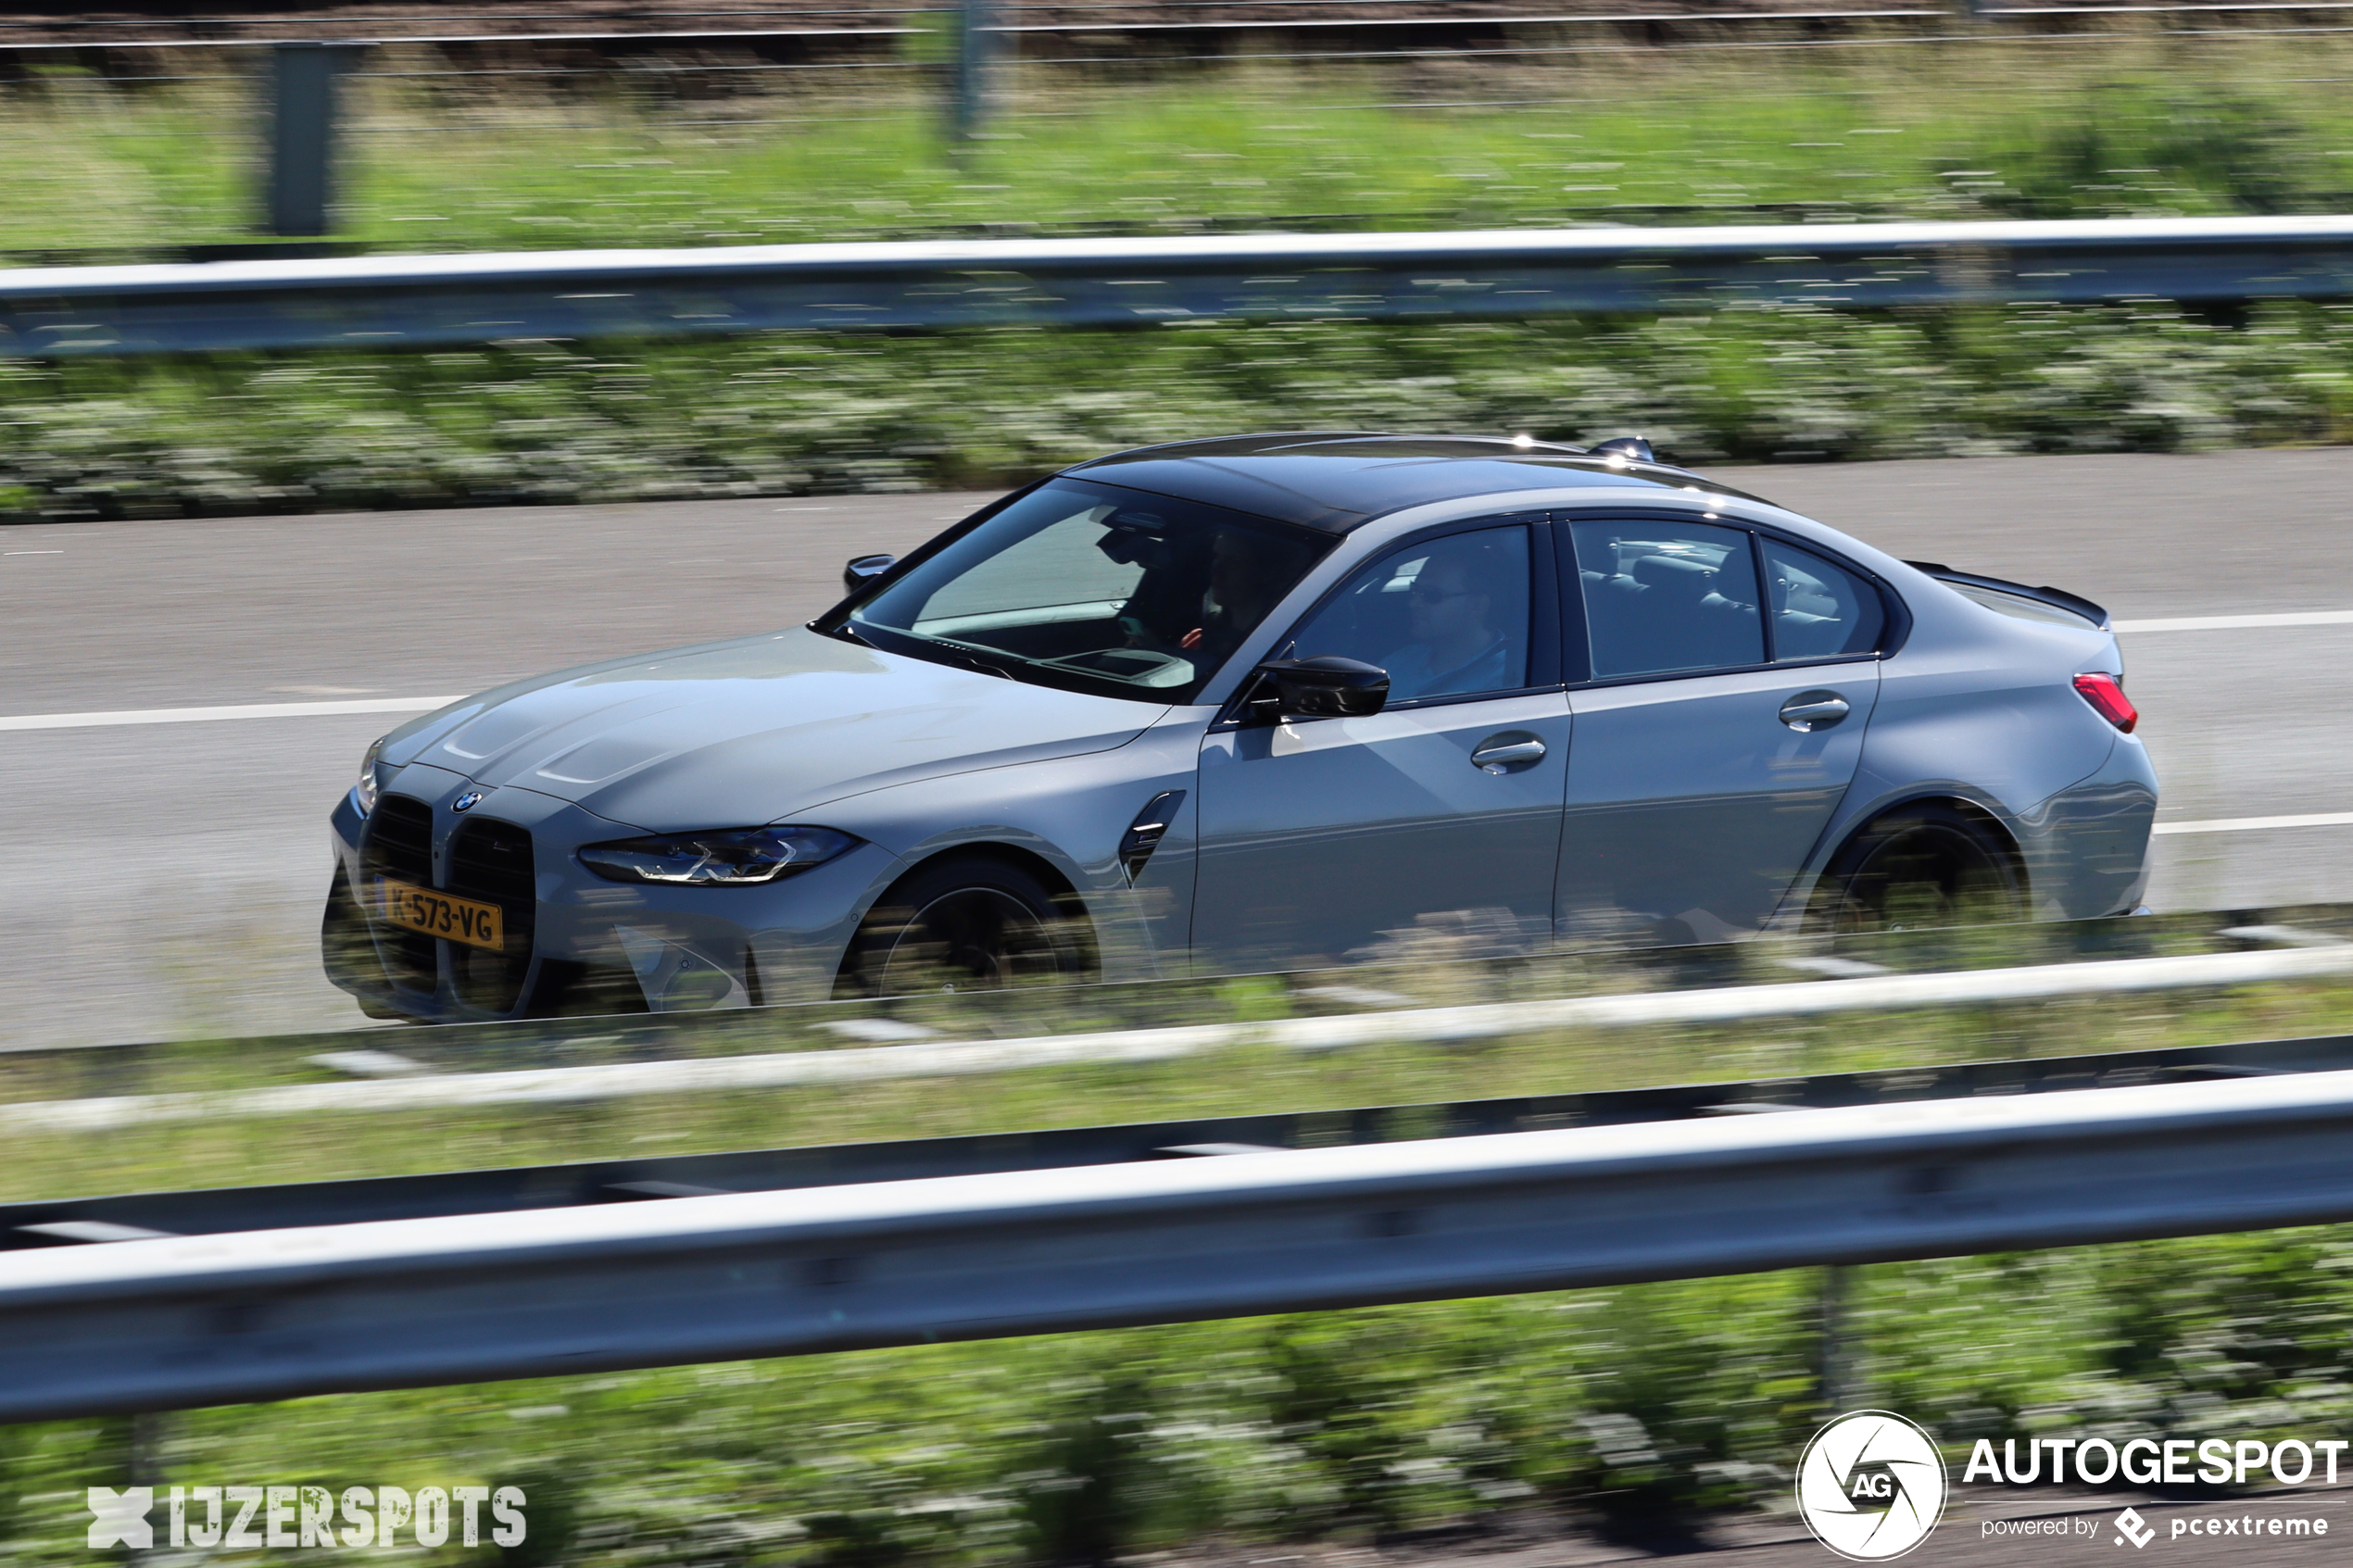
[1553,507,1911,693]
[1213,512,1565,730]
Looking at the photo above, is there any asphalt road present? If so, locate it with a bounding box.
[3,449,2347,1050]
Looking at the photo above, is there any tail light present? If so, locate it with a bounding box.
[2073,671,2138,733]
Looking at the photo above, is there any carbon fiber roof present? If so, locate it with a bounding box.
[1063,433,1766,531]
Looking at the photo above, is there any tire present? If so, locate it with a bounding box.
[1807,804,2025,935]
[837,855,1093,998]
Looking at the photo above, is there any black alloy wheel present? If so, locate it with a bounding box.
[838,856,1091,997]
[1808,803,2025,935]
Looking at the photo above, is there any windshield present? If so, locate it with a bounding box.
[844,478,1334,704]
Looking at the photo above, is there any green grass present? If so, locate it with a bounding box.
[0,905,2332,1203]
[6,40,2353,257]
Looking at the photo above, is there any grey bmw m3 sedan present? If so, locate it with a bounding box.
[322,433,2156,1022]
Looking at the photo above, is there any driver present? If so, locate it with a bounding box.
[1190,530,1287,665]
[1122,527,1285,669]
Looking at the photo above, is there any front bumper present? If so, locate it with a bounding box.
[324,768,891,1023]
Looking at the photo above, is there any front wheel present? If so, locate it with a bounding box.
[837,856,1092,998]
[1806,804,2024,935]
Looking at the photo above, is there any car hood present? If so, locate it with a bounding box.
[380,628,1167,831]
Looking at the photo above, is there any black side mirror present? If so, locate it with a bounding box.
[843,554,897,594]
[1255,656,1389,720]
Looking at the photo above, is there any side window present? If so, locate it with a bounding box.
[1570,519,1764,680]
[1764,539,1886,659]
[1288,525,1532,704]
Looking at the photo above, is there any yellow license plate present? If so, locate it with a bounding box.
[373,877,508,952]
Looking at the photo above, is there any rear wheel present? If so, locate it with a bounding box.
[1808,804,2024,935]
[837,856,1092,997]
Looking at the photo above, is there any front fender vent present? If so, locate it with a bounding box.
[1119,790,1187,883]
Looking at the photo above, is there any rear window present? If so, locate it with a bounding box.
[1764,539,1886,659]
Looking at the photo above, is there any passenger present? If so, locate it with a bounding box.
[1381,542,1515,702]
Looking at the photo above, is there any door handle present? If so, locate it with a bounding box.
[1779,691,1851,733]
[1470,734,1547,773]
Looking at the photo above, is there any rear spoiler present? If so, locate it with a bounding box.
[1903,560,2111,632]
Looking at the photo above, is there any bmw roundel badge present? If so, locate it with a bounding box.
[451,790,485,813]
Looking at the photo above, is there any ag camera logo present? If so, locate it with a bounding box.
[1796,1411,1949,1561]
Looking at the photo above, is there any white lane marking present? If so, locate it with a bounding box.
[0,696,463,733]
[2154,811,2353,835]
[7,945,2352,1133]
[2116,610,2353,633]
[5,549,63,556]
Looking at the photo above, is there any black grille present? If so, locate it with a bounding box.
[446,816,535,1012]
[357,795,436,991]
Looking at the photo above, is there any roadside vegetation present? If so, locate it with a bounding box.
[4,919,2353,1562]
[0,906,2336,1200]
[6,44,2353,256]
[7,42,2353,518]
[6,1222,2353,1563]
[6,296,2353,523]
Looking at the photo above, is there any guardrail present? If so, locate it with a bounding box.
[9,1029,2350,1250]
[7,214,2353,358]
[11,1061,2353,1418]
[8,940,2351,1134]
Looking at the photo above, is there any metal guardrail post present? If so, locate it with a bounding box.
[1818,1264,1854,1412]
[950,0,998,144]
[266,42,359,237]
[124,1411,167,1566]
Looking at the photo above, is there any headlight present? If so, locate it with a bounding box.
[577,825,861,886]
[353,737,386,817]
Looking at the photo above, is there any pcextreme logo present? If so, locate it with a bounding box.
[1796,1411,1951,1562]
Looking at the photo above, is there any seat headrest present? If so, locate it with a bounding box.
[1630,553,1714,597]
